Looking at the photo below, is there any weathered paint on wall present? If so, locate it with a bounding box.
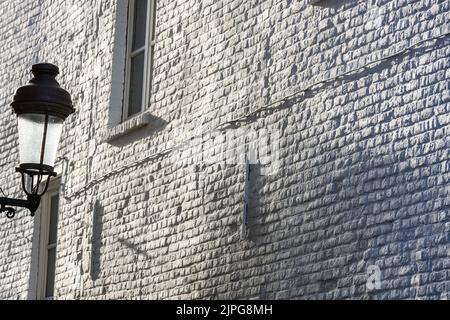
[0,0,449,299]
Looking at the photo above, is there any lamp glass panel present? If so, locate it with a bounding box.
[128,52,145,117]
[17,113,63,168]
[42,115,63,167]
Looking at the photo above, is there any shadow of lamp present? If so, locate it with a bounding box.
[0,63,74,218]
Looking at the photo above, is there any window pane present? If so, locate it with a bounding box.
[132,0,148,51]
[45,247,56,298]
[150,0,156,42]
[128,52,145,117]
[48,194,59,245]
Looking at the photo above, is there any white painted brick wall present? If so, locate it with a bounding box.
[0,0,449,299]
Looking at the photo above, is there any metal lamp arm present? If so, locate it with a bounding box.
[0,195,40,218]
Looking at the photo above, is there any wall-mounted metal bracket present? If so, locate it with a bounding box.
[242,159,251,239]
[0,195,41,218]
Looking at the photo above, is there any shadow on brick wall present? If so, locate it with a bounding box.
[107,115,168,147]
[117,238,152,260]
[311,0,356,9]
[245,163,264,243]
[90,200,104,281]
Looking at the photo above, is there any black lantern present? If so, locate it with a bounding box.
[0,63,74,218]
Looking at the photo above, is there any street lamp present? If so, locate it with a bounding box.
[0,63,74,218]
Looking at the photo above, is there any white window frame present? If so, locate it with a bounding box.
[122,0,157,121]
[36,178,61,300]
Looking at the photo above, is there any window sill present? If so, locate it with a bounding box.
[102,112,152,143]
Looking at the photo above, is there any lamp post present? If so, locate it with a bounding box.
[0,63,74,218]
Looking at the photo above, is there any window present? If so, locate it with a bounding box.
[123,0,157,120]
[37,179,60,300]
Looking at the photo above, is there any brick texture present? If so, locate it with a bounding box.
[0,0,449,299]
